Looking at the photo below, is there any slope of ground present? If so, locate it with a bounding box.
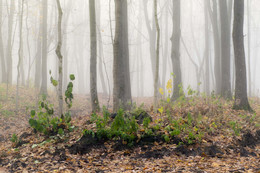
[0,84,259,172]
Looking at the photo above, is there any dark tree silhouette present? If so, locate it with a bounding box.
[232,0,252,111]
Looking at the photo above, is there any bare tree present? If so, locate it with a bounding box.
[89,0,100,112]
[219,0,232,99]
[207,0,221,95]
[171,0,182,100]
[113,0,132,111]
[55,0,63,115]
[232,0,252,111]
[40,0,48,95]
[34,6,42,89]
[0,0,6,83]
[143,0,160,88]
[16,0,24,112]
[6,0,15,86]
[153,0,160,108]
[204,0,210,95]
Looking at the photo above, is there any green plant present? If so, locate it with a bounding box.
[10,133,20,147]
[229,121,240,136]
[143,117,151,129]
[29,74,75,136]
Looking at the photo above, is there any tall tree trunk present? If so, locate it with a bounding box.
[162,0,169,93]
[6,0,15,85]
[16,0,24,112]
[55,0,63,115]
[247,0,251,97]
[113,0,132,111]
[171,0,182,100]
[26,0,32,88]
[219,0,232,99]
[232,0,251,111]
[89,0,100,112]
[153,0,160,108]
[0,0,6,83]
[96,0,108,95]
[40,0,48,95]
[143,0,161,89]
[207,0,221,95]
[204,0,210,95]
[138,1,144,97]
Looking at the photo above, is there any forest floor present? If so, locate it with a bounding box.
[0,84,259,173]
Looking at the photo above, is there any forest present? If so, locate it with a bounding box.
[0,0,259,172]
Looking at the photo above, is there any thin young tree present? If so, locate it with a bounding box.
[113,0,132,111]
[232,0,252,111]
[6,0,15,88]
[0,0,6,83]
[204,0,210,95]
[207,0,221,95]
[16,0,24,112]
[171,0,182,100]
[40,0,48,95]
[153,0,160,108]
[55,0,63,115]
[34,6,42,89]
[89,0,100,112]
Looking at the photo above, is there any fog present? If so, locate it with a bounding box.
[1,0,260,98]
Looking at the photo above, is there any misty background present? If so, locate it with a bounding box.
[1,0,260,98]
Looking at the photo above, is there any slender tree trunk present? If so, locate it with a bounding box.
[113,0,132,111]
[232,0,251,111]
[204,0,210,95]
[247,0,251,97]
[0,0,6,83]
[55,0,63,115]
[208,0,221,95]
[89,0,100,112]
[40,0,48,95]
[219,0,232,99]
[96,0,108,95]
[16,0,24,112]
[26,0,32,88]
[171,0,182,100]
[143,0,161,89]
[162,0,169,93]
[154,0,160,108]
[6,0,15,85]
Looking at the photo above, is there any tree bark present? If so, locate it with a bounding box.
[171,0,182,100]
[55,0,63,116]
[113,0,132,111]
[204,0,210,95]
[40,0,48,95]
[153,0,160,108]
[16,0,24,112]
[219,0,232,99]
[232,0,252,111]
[89,0,100,112]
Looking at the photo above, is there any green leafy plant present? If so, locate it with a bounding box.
[29,74,75,136]
[229,121,240,136]
[10,133,20,147]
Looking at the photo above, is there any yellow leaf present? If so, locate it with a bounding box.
[166,79,172,90]
[159,88,164,95]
